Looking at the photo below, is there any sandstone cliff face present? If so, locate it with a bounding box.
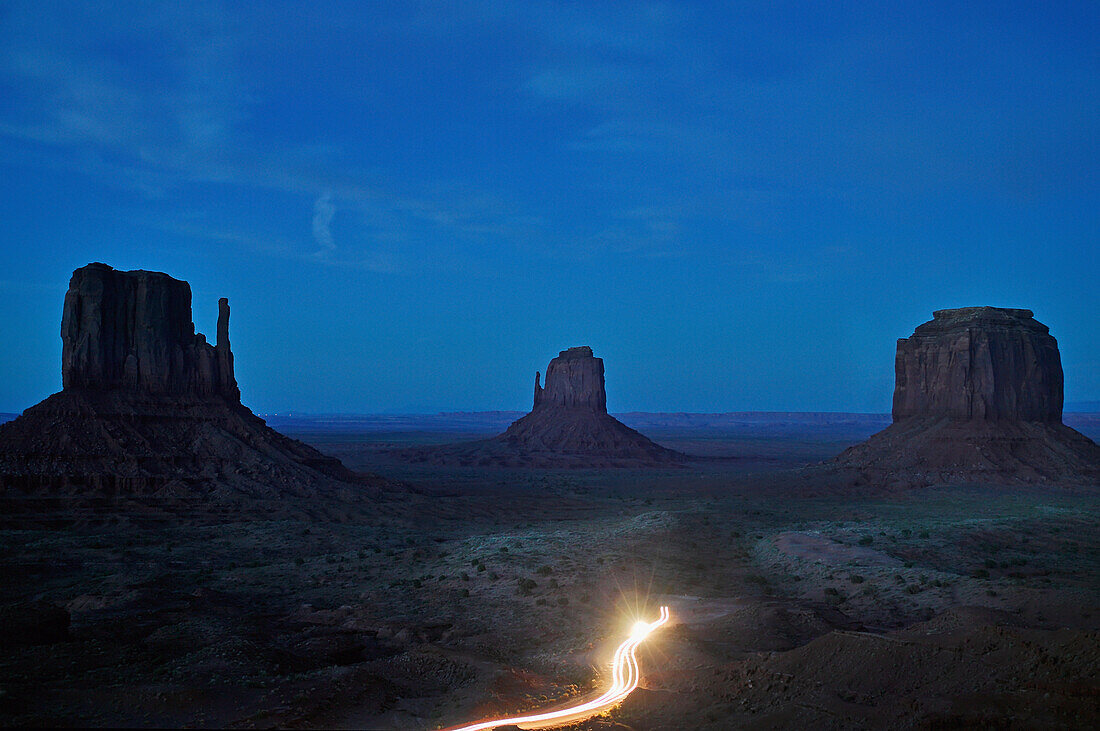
[533,346,607,412]
[892,307,1063,423]
[832,307,1099,488]
[61,263,239,399]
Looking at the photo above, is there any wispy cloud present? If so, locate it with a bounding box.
[0,2,553,273]
[312,191,336,256]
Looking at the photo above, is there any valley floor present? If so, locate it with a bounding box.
[1,418,1098,728]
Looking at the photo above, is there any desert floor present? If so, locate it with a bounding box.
[2,414,1098,729]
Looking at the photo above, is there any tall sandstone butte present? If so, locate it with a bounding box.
[405,346,683,467]
[61,263,239,399]
[532,346,607,411]
[891,307,1063,423]
[0,263,381,520]
[834,307,1099,487]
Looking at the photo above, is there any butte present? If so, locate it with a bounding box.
[0,263,387,523]
[831,307,1100,488]
[402,346,684,467]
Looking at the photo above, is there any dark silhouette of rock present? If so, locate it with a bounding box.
[61,263,238,399]
[0,263,385,522]
[832,307,1100,488]
[400,346,684,467]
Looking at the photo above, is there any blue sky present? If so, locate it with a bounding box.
[1,1,1097,413]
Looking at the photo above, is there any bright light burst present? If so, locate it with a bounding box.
[448,605,671,731]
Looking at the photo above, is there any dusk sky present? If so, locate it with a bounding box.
[1,1,1097,414]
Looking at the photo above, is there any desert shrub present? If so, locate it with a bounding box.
[894,574,905,584]
[904,561,914,568]
[294,557,304,566]
[499,546,508,553]
[745,574,768,586]
[461,588,470,598]
[858,536,874,546]
[824,587,839,596]
[901,528,912,538]
[849,574,865,584]
[412,579,422,589]
[536,565,553,576]
[918,530,930,539]
[986,589,997,597]
[517,578,537,596]
[549,578,559,589]
[906,584,921,594]
[461,572,470,581]
[476,563,486,572]
[536,598,547,605]
[558,597,569,606]
[489,572,499,581]
[983,559,997,569]
[580,593,591,603]
[972,569,990,579]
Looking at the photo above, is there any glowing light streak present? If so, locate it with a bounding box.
[449,605,670,731]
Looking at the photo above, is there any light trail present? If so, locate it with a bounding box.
[448,605,670,731]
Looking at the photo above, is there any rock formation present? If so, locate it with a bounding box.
[891,307,1063,422]
[60,263,240,399]
[832,307,1100,487]
[0,263,384,522]
[532,346,606,411]
[401,346,684,467]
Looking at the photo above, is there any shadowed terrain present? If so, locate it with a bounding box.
[1,414,1097,729]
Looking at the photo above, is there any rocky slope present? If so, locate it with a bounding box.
[400,347,684,467]
[831,307,1100,488]
[0,263,385,523]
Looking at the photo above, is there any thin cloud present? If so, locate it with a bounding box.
[312,192,336,255]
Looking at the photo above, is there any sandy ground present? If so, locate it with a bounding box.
[1,421,1098,729]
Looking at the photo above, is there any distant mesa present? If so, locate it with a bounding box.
[832,307,1100,487]
[0,263,386,522]
[400,346,685,467]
